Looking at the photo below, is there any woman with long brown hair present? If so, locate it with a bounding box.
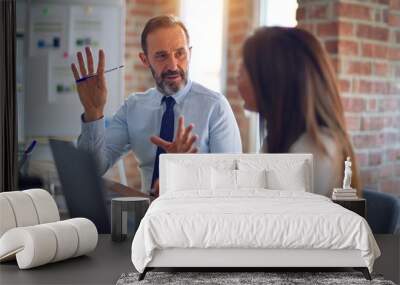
[237,26,360,197]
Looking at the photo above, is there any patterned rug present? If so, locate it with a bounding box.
[116,271,395,285]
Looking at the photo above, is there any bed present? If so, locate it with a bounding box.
[131,154,380,280]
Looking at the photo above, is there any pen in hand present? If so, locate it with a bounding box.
[75,65,124,83]
[19,140,37,172]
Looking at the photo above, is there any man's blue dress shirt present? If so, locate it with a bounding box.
[77,80,242,193]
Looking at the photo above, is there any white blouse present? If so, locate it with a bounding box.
[261,131,342,197]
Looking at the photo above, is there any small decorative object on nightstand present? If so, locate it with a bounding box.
[331,157,366,217]
[332,157,358,200]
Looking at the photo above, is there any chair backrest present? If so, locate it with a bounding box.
[363,187,400,234]
[49,139,110,234]
[159,153,313,195]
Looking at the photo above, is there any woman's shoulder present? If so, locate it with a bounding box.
[289,129,342,197]
[289,129,338,159]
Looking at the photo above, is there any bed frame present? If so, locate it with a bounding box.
[137,154,372,281]
[139,248,371,280]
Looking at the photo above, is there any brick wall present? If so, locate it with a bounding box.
[297,0,400,194]
[225,0,257,153]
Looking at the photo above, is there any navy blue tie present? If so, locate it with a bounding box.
[151,96,175,189]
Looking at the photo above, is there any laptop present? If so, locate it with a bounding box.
[49,139,110,234]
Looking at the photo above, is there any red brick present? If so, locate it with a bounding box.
[229,20,250,32]
[361,116,385,131]
[296,7,306,21]
[379,179,400,194]
[380,164,394,178]
[383,132,398,145]
[373,62,390,76]
[389,13,400,26]
[356,80,373,94]
[135,0,159,5]
[388,47,400,60]
[384,116,394,128]
[330,58,342,73]
[229,1,249,19]
[395,116,400,128]
[231,33,247,45]
[356,152,369,167]
[338,40,359,56]
[369,151,383,166]
[317,22,337,37]
[361,43,388,59]
[356,24,389,41]
[338,22,354,36]
[360,168,378,185]
[379,98,399,111]
[394,65,400,77]
[368,99,377,111]
[345,115,361,130]
[308,5,328,19]
[395,164,400,176]
[342,97,366,112]
[374,0,390,5]
[372,81,390,94]
[390,0,400,10]
[347,61,371,75]
[129,7,153,17]
[386,149,400,161]
[352,134,379,148]
[338,79,351,92]
[334,2,371,21]
[325,40,338,54]
[396,31,400,44]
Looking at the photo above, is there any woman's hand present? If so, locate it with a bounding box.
[150,116,198,153]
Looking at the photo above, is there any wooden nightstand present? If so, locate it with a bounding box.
[332,198,366,218]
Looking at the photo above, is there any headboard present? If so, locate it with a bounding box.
[159,154,314,195]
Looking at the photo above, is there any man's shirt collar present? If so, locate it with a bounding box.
[155,80,193,105]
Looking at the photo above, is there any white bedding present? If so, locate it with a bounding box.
[131,190,380,273]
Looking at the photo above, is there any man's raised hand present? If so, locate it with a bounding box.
[71,47,107,122]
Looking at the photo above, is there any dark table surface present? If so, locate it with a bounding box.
[0,235,134,285]
[1,234,398,285]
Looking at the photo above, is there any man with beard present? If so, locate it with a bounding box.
[71,15,242,197]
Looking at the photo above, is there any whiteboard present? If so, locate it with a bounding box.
[25,0,125,137]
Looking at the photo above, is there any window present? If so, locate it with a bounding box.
[180,0,225,93]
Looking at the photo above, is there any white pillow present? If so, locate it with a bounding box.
[266,161,307,191]
[212,168,237,190]
[167,163,212,191]
[236,169,267,189]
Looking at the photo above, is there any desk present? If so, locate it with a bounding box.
[0,235,133,285]
[1,234,398,284]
